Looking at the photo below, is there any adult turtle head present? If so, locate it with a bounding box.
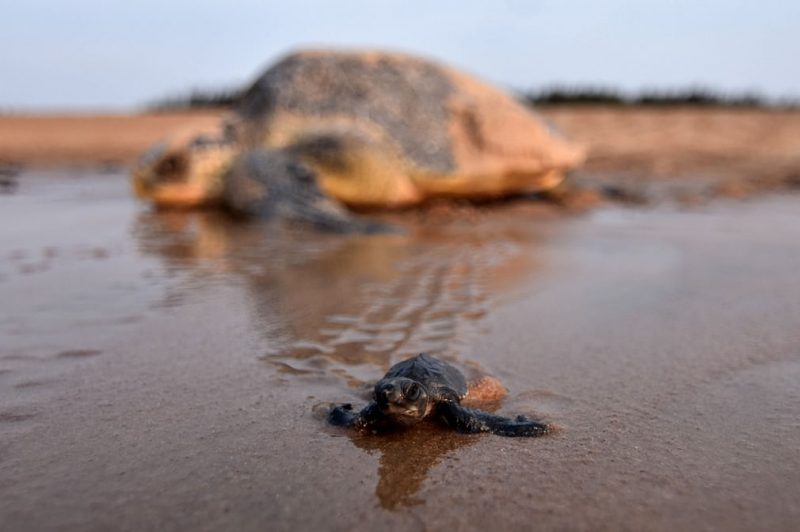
[132,121,238,209]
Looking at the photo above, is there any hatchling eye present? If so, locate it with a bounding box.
[405,383,420,400]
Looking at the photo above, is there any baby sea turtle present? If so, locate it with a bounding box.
[133,49,584,231]
[328,354,550,437]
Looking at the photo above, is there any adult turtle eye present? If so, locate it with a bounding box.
[405,382,421,401]
[154,152,188,183]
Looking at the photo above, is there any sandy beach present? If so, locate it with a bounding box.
[1,167,799,530]
[0,111,221,168]
[3,107,800,198]
[3,1,798,528]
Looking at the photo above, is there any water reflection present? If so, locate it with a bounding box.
[134,207,546,510]
[133,208,542,385]
[347,423,478,510]
[0,163,20,194]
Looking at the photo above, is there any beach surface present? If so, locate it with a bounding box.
[1,170,799,530]
[2,107,800,197]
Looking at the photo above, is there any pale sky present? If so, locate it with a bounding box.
[2,0,798,110]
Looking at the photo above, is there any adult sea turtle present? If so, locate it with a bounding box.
[133,50,584,230]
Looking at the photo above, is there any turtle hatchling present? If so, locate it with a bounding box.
[328,354,551,437]
[132,49,584,231]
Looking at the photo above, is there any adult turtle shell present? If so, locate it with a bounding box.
[133,49,585,225]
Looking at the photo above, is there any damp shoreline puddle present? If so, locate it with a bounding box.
[1,170,799,530]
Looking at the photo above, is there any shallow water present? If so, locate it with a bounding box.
[1,171,799,530]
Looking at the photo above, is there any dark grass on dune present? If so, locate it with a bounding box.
[147,84,799,112]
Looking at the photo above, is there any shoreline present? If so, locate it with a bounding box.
[2,106,799,207]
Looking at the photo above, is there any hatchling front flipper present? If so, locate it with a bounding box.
[328,402,384,431]
[438,402,550,437]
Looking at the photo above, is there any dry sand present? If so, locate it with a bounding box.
[545,106,800,180]
[0,111,221,167]
[2,107,800,198]
[543,107,800,204]
[1,171,799,530]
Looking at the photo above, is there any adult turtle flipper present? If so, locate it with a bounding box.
[437,402,550,437]
[224,149,395,233]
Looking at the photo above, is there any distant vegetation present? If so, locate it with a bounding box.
[146,85,797,111]
[146,87,244,111]
[524,86,797,108]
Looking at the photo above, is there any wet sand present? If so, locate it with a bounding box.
[1,171,799,530]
